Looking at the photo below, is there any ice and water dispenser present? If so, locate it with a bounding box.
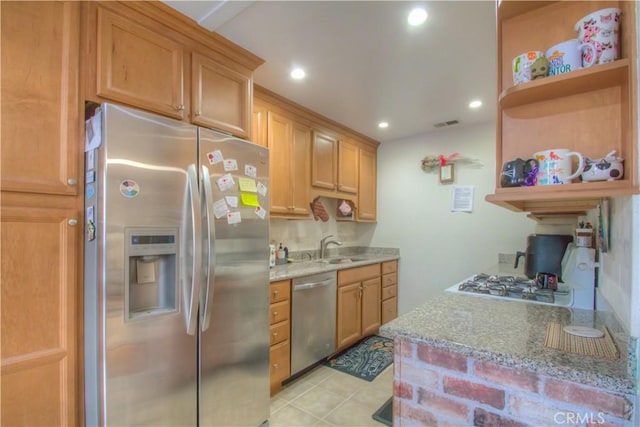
[125,228,178,319]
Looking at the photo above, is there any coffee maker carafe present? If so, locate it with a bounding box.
[514,234,573,280]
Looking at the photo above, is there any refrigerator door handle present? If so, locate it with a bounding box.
[200,165,216,331]
[184,164,203,335]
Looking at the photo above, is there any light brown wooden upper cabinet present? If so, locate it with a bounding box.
[191,52,252,138]
[96,7,185,120]
[337,139,359,194]
[1,1,80,196]
[252,104,268,147]
[267,111,311,217]
[358,145,377,221]
[311,131,338,190]
[486,0,638,215]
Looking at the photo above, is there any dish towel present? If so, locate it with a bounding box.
[544,322,619,360]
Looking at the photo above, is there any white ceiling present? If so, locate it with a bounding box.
[164,1,497,143]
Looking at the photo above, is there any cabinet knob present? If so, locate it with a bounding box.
[67,178,77,186]
[68,219,78,226]
[194,111,201,116]
[273,332,278,337]
[273,290,279,297]
[273,363,279,369]
[272,311,278,317]
[176,104,185,111]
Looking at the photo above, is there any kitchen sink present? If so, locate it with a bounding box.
[325,257,368,264]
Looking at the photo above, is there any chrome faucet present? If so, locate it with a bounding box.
[320,234,343,259]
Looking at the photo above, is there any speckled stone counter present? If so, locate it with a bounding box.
[380,293,636,426]
[269,247,400,281]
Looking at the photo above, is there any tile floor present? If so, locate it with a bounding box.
[269,364,393,427]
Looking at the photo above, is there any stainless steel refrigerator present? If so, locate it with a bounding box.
[84,103,270,426]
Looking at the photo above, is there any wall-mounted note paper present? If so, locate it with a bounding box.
[225,196,238,208]
[207,150,223,165]
[213,198,229,219]
[238,177,257,192]
[451,185,474,212]
[227,211,241,225]
[245,164,257,178]
[216,173,235,191]
[255,206,267,219]
[257,182,267,196]
[224,159,238,171]
[241,193,260,207]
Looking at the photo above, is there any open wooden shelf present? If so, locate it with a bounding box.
[497,1,557,21]
[499,59,629,109]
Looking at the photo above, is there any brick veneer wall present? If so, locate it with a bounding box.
[393,338,634,426]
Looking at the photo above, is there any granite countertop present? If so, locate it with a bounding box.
[269,247,400,281]
[380,293,635,395]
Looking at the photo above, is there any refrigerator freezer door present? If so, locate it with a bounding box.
[198,128,270,426]
[86,104,199,426]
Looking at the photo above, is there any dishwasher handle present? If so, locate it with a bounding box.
[293,279,333,291]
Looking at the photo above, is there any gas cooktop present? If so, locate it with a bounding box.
[446,274,572,306]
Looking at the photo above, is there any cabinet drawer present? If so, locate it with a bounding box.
[270,280,291,304]
[382,297,397,324]
[381,285,397,301]
[381,261,397,275]
[270,320,289,346]
[338,263,380,286]
[382,272,397,288]
[269,300,289,325]
[270,340,290,388]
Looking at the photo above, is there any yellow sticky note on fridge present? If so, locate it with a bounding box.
[241,193,260,207]
[238,177,257,192]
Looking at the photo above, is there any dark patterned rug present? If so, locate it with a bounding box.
[325,335,393,381]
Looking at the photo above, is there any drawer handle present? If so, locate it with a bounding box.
[176,104,185,111]
[273,311,278,317]
[273,332,278,337]
[273,363,279,369]
[273,290,279,297]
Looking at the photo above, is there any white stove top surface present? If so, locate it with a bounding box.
[445,274,573,307]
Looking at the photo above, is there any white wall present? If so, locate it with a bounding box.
[371,122,535,315]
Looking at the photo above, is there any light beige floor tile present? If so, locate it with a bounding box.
[324,399,384,427]
[371,366,394,392]
[269,404,321,427]
[313,419,338,427]
[300,365,337,385]
[315,371,367,398]
[275,378,317,402]
[270,396,288,414]
[290,385,346,419]
[349,386,392,412]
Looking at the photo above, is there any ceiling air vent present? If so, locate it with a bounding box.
[433,119,459,128]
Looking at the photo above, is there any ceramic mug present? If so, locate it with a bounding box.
[512,51,544,85]
[534,149,585,185]
[546,39,595,76]
[574,8,621,66]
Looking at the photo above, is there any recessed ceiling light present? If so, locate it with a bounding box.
[290,68,306,80]
[408,8,427,26]
[378,121,389,129]
[469,100,483,109]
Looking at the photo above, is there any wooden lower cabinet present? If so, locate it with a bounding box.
[1,204,79,426]
[269,280,291,395]
[336,264,381,352]
[381,260,399,324]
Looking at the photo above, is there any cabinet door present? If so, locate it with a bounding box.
[336,282,362,351]
[191,52,251,138]
[267,112,293,215]
[1,1,79,196]
[337,140,359,194]
[252,104,268,147]
[311,131,337,190]
[96,7,185,119]
[270,340,290,395]
[357,147,377,221]
[1,205,78,426]
[290,123,311,216]
[361,277,381,337]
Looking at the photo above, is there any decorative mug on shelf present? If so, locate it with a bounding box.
[574,8,621,66]
[534,149,584,185]
[512,51,545,85]
[546,39,595,76]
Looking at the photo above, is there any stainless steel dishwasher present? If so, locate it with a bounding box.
[291,271,337,375]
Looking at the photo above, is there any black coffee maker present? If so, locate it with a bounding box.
[514,234,573,280]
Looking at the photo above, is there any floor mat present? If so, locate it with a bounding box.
[372,397,392,426]
[325,335,393,381]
